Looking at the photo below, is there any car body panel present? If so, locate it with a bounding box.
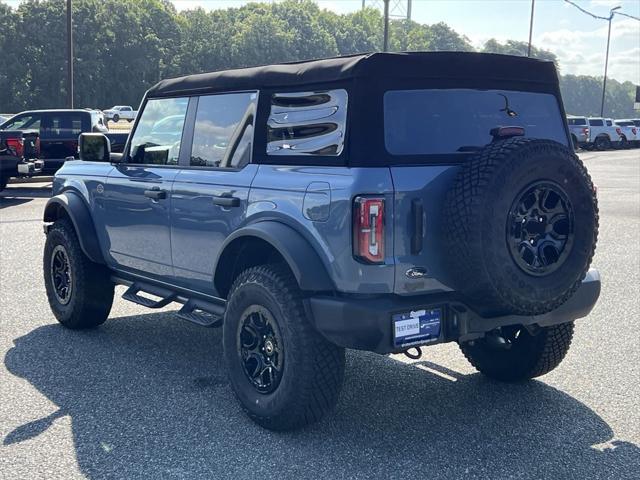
[170,165,259,292]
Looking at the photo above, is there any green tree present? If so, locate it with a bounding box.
[482,39,558,65]
[0,0,636,119]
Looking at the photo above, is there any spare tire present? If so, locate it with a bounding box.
[444,138,598,316]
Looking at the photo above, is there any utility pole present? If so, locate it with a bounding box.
[600,6,620,117]
[527,0,535,57]
[66,0,73,108]
[383,0,390,52]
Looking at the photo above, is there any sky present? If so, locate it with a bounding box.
[6,0,640,83]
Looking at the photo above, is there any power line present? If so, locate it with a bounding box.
[563,0,608,21]
[563,0,640,22]
[616,11,640,22]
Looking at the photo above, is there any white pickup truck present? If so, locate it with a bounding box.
[585,117,622,150]
[103,105,137,123]
[615,119,639,148]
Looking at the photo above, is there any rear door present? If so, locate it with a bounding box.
[383,88,570,295]
[101,97,189,280]
[170,91,258,293]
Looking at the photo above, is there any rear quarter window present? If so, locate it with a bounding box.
[384,89,568,155]
[567,117,587,126]
[266,89,348,157]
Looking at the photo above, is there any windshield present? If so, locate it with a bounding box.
[384,89,568,155]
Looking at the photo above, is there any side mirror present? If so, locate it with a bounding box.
[79,133,110,162]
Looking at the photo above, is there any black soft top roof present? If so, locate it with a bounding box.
[147,52,559,97]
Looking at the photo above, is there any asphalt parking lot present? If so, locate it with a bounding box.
[1,150,639,479]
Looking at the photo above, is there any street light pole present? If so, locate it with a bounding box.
[600,6,620,117]
[383,0,390,52]
[527,0,536,57]
[66,0,73,108]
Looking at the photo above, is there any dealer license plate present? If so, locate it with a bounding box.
[392,308,442,348]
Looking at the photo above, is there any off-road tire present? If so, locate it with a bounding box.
[617,136,628,149]
[444,138,598,316]
[112,114,120,123]
[43,219,114,329]
[223,264,345,431]
[595,135,610,150]
[0,176,7,191]
[460,322,574,381]
[571,134,578,150]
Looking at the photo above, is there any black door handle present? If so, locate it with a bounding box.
[212,195,240,207]
[144,188,167,200]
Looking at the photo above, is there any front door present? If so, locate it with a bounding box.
[102,96,189,280]
[170,92,258,293]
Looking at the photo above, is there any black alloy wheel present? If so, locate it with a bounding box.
[50,244,73,305]
[507,181,574,277]
[237,305,284,394]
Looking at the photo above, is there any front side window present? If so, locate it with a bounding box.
[267,89,348,156]
[128,97,188,165]
[1,114,41,131]
[190,92,257,168]
[384,89,568,155]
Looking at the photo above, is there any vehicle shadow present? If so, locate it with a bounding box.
[4,312,639,479]
[0,184,51,209]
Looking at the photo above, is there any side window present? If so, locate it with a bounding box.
[41,114,86,139]
[267,89,348,156]
[128,97,188,165]
[589,119,604,127]
[190,92,257,169]
[606,120,612,126]
[3,114,41,131]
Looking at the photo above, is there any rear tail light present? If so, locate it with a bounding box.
[633,127,637,135]
[582,127,589,136]
[616,127,622,135]
[6,138,24,158]
[353,196,385,264]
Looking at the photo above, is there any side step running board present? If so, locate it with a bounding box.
[122,283,177,308]
[177,299,224,328]
[118,278,225,328]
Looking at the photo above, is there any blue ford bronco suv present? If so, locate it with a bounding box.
[43,52,600,431]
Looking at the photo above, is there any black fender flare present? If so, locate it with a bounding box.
[213,221,335,294]
[43,191,104,264]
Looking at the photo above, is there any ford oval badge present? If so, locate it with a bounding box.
[405,267,427,279]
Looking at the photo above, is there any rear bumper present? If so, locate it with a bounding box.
[308,269,601,354]
[0,157,43,178]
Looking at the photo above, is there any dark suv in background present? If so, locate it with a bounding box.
[0,109,127,176]
[42,52,600,431]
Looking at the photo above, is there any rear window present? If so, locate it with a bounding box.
[567,117,587,126]
[384,89,567,155]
